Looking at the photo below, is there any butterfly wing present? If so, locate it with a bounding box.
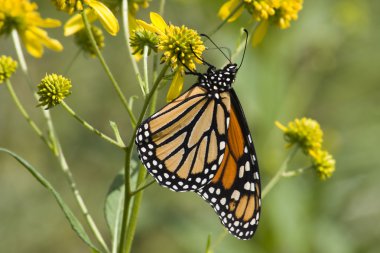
[197,89,261,240]
[136,84,230,192]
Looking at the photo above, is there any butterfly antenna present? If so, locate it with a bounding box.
[178,52,202,76]
[190,44,213,68]
[238,29,249,70]
[201,33,232,64]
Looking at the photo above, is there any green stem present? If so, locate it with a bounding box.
[262,146,299,198]
[229,23,257,62]
[81,10,137,127]
[55,142,110,253]
[130,178,155,196]
[209,1,244,36]
[121,0,146,96]
[282,165,312,178]
[124,165,146,253]
[118,64,169,253]
[61,102,124,148]
[11,28,110,253]
[5,80,53,150]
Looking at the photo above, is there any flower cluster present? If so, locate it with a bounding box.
[0,55,17,83]
[37,74,72,109]
[276,118,336,180]
[219,0,303,29]
[0,0,63,57]
[135,12,205,101]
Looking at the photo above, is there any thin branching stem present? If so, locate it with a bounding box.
[61,102,124,148]
[5,80,53,150]
[130,179,155,196]
[121,0,146,96]
[81,10,137,127]
[262,146,299,198]
[11,30,110,253]
[282,165,312,178]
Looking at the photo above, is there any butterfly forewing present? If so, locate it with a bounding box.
[197,90,261,240]
[136,85,230,192]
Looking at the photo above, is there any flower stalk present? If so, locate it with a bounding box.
[262,145,299,198]
[118,63,169,253]
[61,101,125,148]
[81,10,137,127]
[10,27,110,253]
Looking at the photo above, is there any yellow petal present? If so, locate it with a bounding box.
[29,27,63,52]
[166,70,184,102]
[21,31,44,58]
[64,9,97,36]
[218,0,243,22]
[150,12,168,33]
[33,18,61,28]
[136,19,164,35]
[252,20,269,47]
[85,0,119,36]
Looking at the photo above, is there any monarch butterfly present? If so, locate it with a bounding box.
[135,34,261,240]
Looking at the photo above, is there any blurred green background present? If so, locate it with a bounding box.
[1,0,380,252]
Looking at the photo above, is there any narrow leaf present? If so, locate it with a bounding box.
[0,148,100,252]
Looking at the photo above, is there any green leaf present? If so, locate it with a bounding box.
[105,170,125,242]
[104,162,138,248]
[0,148,100,253]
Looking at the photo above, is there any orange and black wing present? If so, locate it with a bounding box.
[136,85,230,192]
[197,89,261,240]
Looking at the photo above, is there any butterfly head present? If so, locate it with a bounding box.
[200,63,238,91]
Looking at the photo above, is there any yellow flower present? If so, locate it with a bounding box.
[0,0,63,58]
[37,74,72,109]
[0,55,17,83]
[272,0,303,29]
[64,0,119,36]
[219,0,303,27]
[276,118,323,153]
[136,12,205,101]
[309,149,336,180]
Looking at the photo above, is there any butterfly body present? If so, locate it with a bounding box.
[136,63,261,240]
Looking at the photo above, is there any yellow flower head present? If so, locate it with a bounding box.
[64,0,119,36]
[218,0,303,29]
[37,74,72,109]
[309,149,336,180]
[272,0,303,29]
[51,0,83,14]
[0,55,17,83]
[0,0,63,58]
[276,118,323,153]
[137,12,205,101]
[74,25,104,56]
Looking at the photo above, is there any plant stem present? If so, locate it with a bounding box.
[130,179,155,196]
[61,102,124,148]
[56,142,110,253]
[11,29,110,253]
[81,10,137,127]
[121,0,146,96]
[262,146,299,198]
[118,64,169,253]
[5,80,53,150]
[123,165,146,253]
[282,166,312,178]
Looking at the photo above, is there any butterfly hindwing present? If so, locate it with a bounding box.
[136,84,230,192]
[197,89,261,240]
